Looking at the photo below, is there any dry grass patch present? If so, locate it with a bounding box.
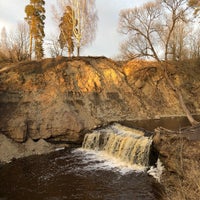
[163,164,200,200]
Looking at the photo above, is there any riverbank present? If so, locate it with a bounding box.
[0,114,197,165]
[0,134,69,164]
[153,125,200,200]
[1,120,200,200]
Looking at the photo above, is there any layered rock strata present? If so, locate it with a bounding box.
[0,57,199,143]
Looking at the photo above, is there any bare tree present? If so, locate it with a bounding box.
[168,21,190,61]
[11,23,30,61]
[119,1,162,60]
[0,27,11,63]
[0,23,29,64]
[46,34,64,58]
[119,0,199,125]
[188,27,200,59]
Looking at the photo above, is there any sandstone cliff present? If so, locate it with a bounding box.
[0,57,199,143]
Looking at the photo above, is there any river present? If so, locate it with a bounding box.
[0,148,160,200]
[0,116,198,200]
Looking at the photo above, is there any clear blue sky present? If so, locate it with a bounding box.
[0,0,148,58]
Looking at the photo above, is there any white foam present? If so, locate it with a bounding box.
[55,147,65,151]
[72,148,147,174]
[82,125,152,168]
[110,123,144,138]
[147,159,164,182]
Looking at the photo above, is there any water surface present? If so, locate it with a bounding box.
[1,116,193,200]
[121,115,200,132]
[0,148,158,200]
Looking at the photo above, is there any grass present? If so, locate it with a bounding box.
[153,126,200,200]
[163,165,200,200]
[161,137,200,200]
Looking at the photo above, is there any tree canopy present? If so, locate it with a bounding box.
[59,6,75,57]
[118,0,194,61]
[25,0,45,60]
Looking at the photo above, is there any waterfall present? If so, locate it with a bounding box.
[82,123,152,169]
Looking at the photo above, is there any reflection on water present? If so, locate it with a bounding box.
[0,148,159,200]
[121,115,200,132]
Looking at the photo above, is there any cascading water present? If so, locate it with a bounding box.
[0,122,163,199]
[82,123,153,170]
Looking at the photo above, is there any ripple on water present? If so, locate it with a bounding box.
[0,148,158,200]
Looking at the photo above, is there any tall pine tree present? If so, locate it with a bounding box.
[59,6,74,57]
[25,0,45,60]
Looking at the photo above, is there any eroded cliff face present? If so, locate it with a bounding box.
[0,57,199,143]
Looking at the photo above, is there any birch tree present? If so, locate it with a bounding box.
[52,0,98,56]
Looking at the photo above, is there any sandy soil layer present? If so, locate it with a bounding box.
[0,134,67,164]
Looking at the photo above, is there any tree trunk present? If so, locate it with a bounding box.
[77,46,80,57]
[162,63,199,126]
[29,34,32,60]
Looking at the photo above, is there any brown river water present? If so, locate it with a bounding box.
[0,116,198,200]
[0,148,159,200]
